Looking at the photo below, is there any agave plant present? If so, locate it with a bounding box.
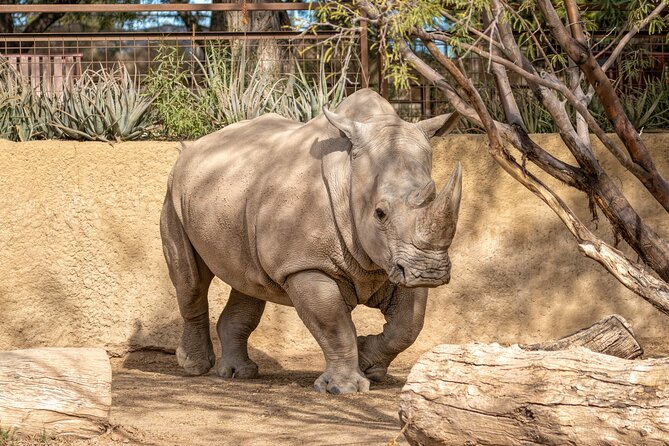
[0,57,59,141]
[197,43,285,125]
[51,66,154,142]
[282,45,354,122]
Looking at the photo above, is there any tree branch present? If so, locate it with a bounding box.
[423,41,669,316]
[537,0,669,212]
[603,1,668,72]
[563,0,587,43]
[423,30,644,181]
[413,40,586,190]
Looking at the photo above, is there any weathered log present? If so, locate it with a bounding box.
[0,347,111,438]
[522,314,643,359]
[399,344,669,445]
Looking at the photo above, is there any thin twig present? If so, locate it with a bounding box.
[603,1,667,71]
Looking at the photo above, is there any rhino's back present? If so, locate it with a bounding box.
[168,114,340,303]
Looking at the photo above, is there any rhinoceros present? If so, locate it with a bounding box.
[160,89,462,394]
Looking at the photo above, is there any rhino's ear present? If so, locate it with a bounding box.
[416,112,460,138]
[323,106,360,140]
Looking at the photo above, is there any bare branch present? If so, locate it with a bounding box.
[563,0,587,43]
[481,8,525,130]
[603,1,668,72]
[537,0,669,212]
[426,40,669,315]
[415,40,586,190]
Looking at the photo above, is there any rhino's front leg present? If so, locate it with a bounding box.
[358,286,427,381]
[285,271,370,394]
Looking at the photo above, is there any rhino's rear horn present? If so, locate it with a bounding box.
[416,162,462,245]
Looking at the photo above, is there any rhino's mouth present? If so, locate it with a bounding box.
[387,259,450,288]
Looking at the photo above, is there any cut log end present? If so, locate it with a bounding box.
[0,347,111,439]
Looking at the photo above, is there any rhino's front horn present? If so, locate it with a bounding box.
[416,162,462,246]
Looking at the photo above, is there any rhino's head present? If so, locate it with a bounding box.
[324,108,462,288]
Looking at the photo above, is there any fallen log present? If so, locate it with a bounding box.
[0,347,111,438]
[399,344,669,445]
[522,314,643,359]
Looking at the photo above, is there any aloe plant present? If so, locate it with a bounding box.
[51,66,154,142]
[196,43,285,125]
[0,58,153,142]
[0,57,58,141]
[282,46,354,122]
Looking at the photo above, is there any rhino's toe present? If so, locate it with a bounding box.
[216,359,259,379]
[314,370,370,394]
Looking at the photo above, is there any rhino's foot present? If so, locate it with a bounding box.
[360,364,388,382]
[314,369,370,394]
[357,335,392,382]
[216,357,259,379]
[176,345,216,375]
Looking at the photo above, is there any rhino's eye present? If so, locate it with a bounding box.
[375,208,387,221]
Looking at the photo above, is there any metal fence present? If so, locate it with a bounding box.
[1,3,668,122]
[0,2,367,100]
[0,31,362,91]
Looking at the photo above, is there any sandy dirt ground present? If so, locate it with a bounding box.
[64,351,411,446]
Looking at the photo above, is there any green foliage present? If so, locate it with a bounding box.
[617,49,658,82]
[147,42,354,139]
[144,46,213,138]
[316,0,452,90]
[0,59,153,142]
[590,78,669,131]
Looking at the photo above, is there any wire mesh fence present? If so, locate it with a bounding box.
[0,31,362,94]
[1,3,668,133]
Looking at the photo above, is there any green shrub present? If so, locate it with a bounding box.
[146,42,355,139]
[144,46,214,138]
[0,59,153,142]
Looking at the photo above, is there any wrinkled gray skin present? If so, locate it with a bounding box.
[160,89,462,394]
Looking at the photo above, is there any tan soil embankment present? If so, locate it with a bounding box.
[0,134,667,364]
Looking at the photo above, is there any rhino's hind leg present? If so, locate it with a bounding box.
[160,197,216,376]
[216,289,266,379]
[357,286,427,382]
[286,271,370,394]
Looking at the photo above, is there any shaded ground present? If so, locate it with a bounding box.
[69,351,411,446]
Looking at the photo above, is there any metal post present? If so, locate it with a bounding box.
[360,13,369,88]
[378,50,388,99]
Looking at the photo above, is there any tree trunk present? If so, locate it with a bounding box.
[399,344,669,445]
[0,0,14,34]
[522,314,643,359]
[0,348,111,438]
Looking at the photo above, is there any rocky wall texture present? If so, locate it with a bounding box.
[0,135,666,363]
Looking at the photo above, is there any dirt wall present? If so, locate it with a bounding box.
[0,135,667,364]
